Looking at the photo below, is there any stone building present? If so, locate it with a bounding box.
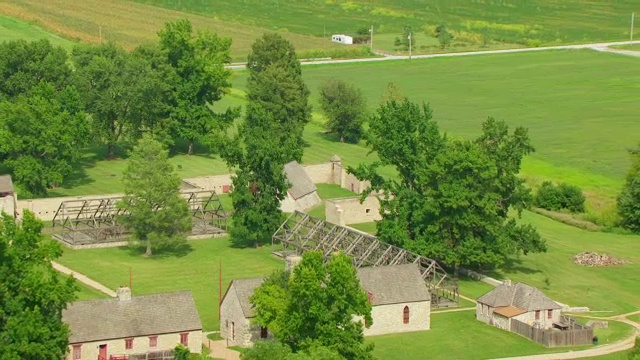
[476,281,562,331]
[63,288,202,360]
[281,160,322,213]
[0,175,16,217]
[219,263,431,346]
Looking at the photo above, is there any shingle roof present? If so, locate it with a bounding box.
[227,278,265,318]
[477,282,562,311]
[63,291,202,343]
[357,264,431,306]
[493,305,527,318]
[284,161,316,200]
[0,175,14,194]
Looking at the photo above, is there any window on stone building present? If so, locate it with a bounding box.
[547,309,552,319]
[72,345,81,360]
[180,333,189,346]
[403,306,410,324]
[535,310,540,320]
[149,336,157,348]
[261,326,268,339]
[125,338,133,350]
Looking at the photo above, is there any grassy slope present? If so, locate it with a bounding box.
[133,0,638,46]
[0,0,342,61]
[0,14,74,48]
[57,238,283,330]
[611,44,640,51]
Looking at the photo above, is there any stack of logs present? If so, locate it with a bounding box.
[574,252,626,267]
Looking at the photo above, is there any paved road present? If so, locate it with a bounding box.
[228,40,640,69]
[592,45,640,58]
[52,261,117,297]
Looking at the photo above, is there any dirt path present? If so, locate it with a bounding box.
[51,261,116,297]
[202,333,241,360]
[592,46,640,58]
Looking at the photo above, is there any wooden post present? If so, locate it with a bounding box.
[218,260,222,321]
[129,266,132,294]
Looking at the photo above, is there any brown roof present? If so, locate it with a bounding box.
[0,175,14,194]
[284,161,316,199]
[223,278,265,318]
[63,291,202,344]
[357,264,431,306]
[477,282,562,311]
[493,305,527,318]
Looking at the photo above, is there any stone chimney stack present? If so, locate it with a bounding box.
[285,254,302,272]
[117,286,132,301]
[502,279,512,286]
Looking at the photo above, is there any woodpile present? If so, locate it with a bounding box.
[573,252,626,267]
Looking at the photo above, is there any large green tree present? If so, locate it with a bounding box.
[246,33,311,162]
[158,19,238,155]
[118,135,192,256]
[0,83,88,196]
[0,39,71,100]
[319,79,367,143]
[617,143,640,232]
[350,99,545,272]
[0,211,78,359]
[241,341,342,360]
[251,252,374,360]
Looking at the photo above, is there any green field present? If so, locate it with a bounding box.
[0,15,74,48]
[75,281,109,301]
[57,238,282,330]
[134,0,638,47]
[612,43,640,51]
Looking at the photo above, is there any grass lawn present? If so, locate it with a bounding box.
[611,44,640,51]
[0,14,74,49]
[0,0,342,62]
[75,281,109,301]
[628,314,640,323]
[315,183,356,200]
[56,237,283,330]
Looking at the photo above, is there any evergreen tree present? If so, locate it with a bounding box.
[618,143,640,232]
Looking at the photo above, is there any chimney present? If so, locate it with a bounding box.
[117,286,132,301]
[284,254,302,272]
[502,279,512,286]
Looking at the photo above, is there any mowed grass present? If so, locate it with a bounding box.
[0,14,74,48]
[133,0,638,46]
[0,0,342,62]
[56,238,283,330]
[612,44,640,51]
[75,281,109,301]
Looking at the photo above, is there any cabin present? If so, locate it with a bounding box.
[331,34,353,45]
[281,161,322,212]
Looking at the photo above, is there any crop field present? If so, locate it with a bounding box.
[0,0,343,61]
[135,0,638,49]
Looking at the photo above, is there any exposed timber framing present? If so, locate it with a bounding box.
[52,190,228,246]
[272,211,459,307]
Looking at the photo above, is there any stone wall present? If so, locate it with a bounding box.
[17,193,124,221]
[304,163,334,184]
[360,301,430,337]
[325,195,381,226]
[183,174,233,194]
[66,330,201,360]
[220,283,254,347]
[513,309,561,330]
[0,194,16,216]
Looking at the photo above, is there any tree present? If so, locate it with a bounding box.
[434,25,454,49]
[158,19,238,155]
[0,211,78,359]
[394,25,414,51]
[241,341,342,360]
[319,79,367,143]
[0,82,88,196]
[618,143,640,232]
[350,99,545,273]
[251,251,374,360]
[118,135,192,256]
[0,39,71,100]
[246,33,311,163]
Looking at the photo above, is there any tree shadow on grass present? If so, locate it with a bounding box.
[117,241,194,259]
[484,256,542,278]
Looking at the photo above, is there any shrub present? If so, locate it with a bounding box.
[534,181,585,213]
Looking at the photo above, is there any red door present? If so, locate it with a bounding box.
[98,344,107,360]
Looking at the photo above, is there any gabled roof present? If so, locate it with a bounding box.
[284,161,316,199]
[63,291,202,344]
[477,282,561,311]
[0,175,14,194]
[494,305,527,318]
[357,264,431,306]
[223,278,265,318]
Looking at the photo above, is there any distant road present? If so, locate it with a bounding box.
[228,40,640,70]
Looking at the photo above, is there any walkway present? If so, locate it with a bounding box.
[51,261,116,297]
[228,40,640,69]
[202,333,241,360]
[592,45,640,58]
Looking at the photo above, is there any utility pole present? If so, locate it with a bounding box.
[99,25,102,43]
[408,32,412,60]
[370,25,374,52]
[632,12,635,41]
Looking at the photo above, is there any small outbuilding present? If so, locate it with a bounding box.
[0,175,16,217]
[331,34,353,45]
[220,263,431,347]
[476,281,562,331]
[63,288,202,360]
[281,161,322,213]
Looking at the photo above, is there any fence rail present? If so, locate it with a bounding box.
[510,317,593,347]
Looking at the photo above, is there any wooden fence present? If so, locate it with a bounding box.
[510,317,594,347]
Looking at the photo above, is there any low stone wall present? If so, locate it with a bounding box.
[0,194,16,216]
[183,174,233,194]
[17,193,124,221]
[325,195,381,226]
